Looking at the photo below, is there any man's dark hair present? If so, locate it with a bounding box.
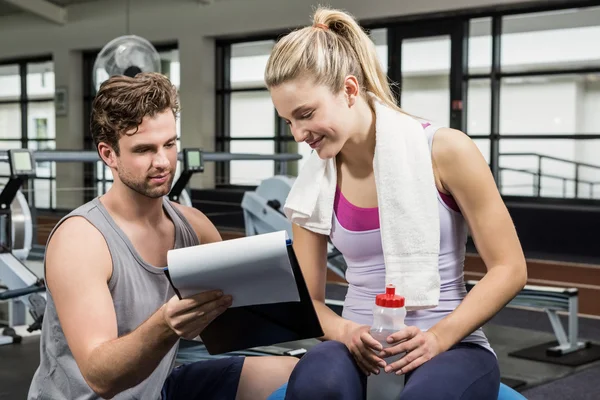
[90,72,180,155]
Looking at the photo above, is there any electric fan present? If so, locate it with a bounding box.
[92,35,161,91]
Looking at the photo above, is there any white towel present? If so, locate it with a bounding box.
[283,94,441,310]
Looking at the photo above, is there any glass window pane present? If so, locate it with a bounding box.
[231,40,275,89]
[34,179,51,209]
[228,140,275,185]
[472,139,491,165]
[27,61,54,99]
[500,74,597,135]
[499,138,600,199]
[401,35,451,127]
[159,49,180,88]
[0,152,10,176]
[0,103,21,139]
[502,7,600,74]
[28,102,55,139]
[467,79,490,135]
[582,75,600,134]
[0,140,22,149]
[230,91,275,138]
[28,140,56,178]
[469,18,492,74]
[96,181,113,196]
[370,28,388,74]
[280,131,313,177]
[0,65,20,101]
[95,161,113,181]
[28,139,55,151]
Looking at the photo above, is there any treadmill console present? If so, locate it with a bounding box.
[183,149,204,173]
[8,149,36,178]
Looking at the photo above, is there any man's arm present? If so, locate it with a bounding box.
[46,216,230,398]
[172,202,222,244]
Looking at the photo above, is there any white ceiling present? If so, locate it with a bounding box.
[0,1,599,38]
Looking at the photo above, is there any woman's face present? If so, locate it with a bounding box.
[270,77,357,160]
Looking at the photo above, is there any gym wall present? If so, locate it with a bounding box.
[0,0,541,208]
[3,0,598,315]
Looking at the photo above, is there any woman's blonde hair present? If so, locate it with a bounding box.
[265,6,403,113]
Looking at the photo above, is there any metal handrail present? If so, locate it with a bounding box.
[499,167,598,185]
[0,150,302,163]
[499,152,600,198]
[499,166,598,198]
[500,152,600,171]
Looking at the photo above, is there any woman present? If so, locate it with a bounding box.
[264,6,527,400]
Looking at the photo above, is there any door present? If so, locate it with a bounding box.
[388,20,468,131]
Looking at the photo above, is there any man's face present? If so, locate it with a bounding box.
[113,109,178,199]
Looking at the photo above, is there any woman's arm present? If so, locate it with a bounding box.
[291,223,354,342]
[292,223,386,375]
[380,128,527,375]
[427,127,527,351]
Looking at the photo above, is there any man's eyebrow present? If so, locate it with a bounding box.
[130,135,177,151]
[130,143,154,151]
[164,135,178,143]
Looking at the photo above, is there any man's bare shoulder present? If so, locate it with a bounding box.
[48,216,105,246]
[46,216,112,283]
[170,202,222,244]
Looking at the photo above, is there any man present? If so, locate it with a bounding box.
[28,72,297,400]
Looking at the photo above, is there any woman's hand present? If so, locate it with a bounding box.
[378,326,442,375]
[341,323,387,376]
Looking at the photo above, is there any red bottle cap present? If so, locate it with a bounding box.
[375,284,405,308]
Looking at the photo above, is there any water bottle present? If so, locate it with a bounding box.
[366,284,407,400]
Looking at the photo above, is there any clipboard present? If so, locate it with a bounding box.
[164,241,324,355]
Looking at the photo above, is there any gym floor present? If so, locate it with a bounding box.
[2,286,600,399]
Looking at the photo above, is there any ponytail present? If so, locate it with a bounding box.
[265,6,405,114]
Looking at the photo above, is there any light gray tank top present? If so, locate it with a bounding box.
[28,196,200,400]
[331,123,495,356]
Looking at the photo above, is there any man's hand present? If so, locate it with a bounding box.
[162,290,233,339]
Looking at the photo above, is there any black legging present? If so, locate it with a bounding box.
[284,340,500,400]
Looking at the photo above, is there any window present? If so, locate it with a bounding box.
[216,40,277,186]
[466,18,492,163]
[215,4,600,203]
[0,59,56,209]
[462,6,600,199]
[400,35,451,127]
[501,9,600,74]
[216,29,388,186]
[229,91,276,184]
[83,44,180,199]
[495,7,600,199]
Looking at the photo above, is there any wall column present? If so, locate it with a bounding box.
[52,48,85,210]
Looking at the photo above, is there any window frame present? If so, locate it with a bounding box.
[215,0,600,204]
[0,55,56,211]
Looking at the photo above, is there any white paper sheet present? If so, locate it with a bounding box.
[166,230,300,307]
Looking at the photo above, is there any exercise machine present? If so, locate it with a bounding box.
[168,148,204,207]
[241,176,295,239]
[467,280,589,356]
[241,176,349,313]
[242,176,348,279]
[0,149,46,346]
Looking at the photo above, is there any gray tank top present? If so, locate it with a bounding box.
[28,196,200,400]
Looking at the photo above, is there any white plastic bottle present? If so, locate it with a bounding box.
[367,284,407,400]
